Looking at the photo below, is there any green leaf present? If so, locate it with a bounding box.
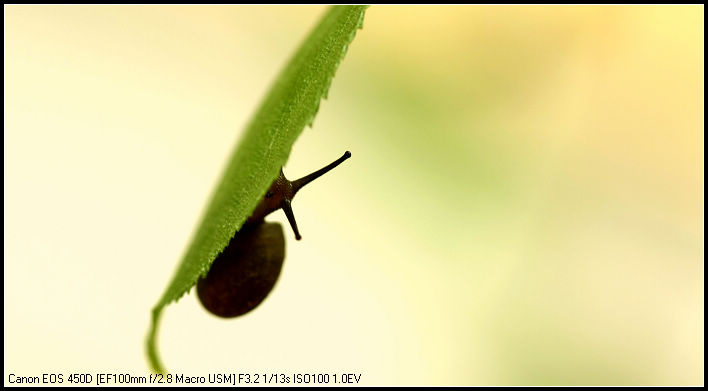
[146,5,369,373]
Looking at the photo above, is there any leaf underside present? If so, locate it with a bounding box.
[146,5,369,373]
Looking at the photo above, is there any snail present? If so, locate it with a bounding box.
[197,151,351,318]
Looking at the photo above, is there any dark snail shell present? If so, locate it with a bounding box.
[197,151,351,319]
[197,222,284,318]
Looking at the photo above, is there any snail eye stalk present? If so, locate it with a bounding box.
[291,151,351,194]
[280,151,351,240]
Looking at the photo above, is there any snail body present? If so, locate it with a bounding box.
[197,151,351,318]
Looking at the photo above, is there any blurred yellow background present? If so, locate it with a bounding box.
[4,5,703,386]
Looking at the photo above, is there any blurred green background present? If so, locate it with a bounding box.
[4,5,703,386]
